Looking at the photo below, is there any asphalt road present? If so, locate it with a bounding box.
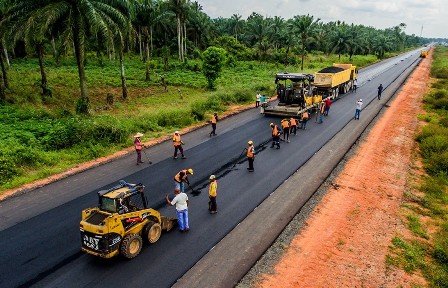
[0,49,425,288]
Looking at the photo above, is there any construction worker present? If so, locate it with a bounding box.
[208,175,218,214]
[173,131,186,159]
[301,111,310,130]
[270,123,281,149]
[290,117,298,135]
[134,132,144,165]
[324,97,332,116]
[281,119,290,143]
[209,113,218,137]
[247,140,255,172]
[317,102,325,124]
[174,168,193,193]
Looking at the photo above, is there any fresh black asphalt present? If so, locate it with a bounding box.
[0,49,424,288]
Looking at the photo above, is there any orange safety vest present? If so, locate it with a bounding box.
[209,181,217,197]
[174,170,188,183]
[272,125,280,137]
[247,145,254,158]
[302,112,309,120]
[173,134,182,146]
[211,115,217,124]
[290,118,297,126]
[281,119,290,129]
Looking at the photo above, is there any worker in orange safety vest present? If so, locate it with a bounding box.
[290,117,298,135]
[281,119,290,143]
[173,131,186,159]
[247,140,255,172]
[209,112,218,137]
[270,123,281,149]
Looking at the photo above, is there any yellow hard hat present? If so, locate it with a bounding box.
[270,123,274,127]
[248,140,253,145]
[187,168,194,175]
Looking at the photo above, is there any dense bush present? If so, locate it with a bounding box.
[0,157,18,184]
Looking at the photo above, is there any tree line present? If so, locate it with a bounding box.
[0,0,426,112]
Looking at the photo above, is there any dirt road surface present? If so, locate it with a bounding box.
[251,54,431,287]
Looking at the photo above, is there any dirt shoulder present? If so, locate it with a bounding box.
[242,54,431,287]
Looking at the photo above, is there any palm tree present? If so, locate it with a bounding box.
[244,13,272,57]
[0,0,11,95]
[168,0,190,62]
[5,0,131,113]
[229,14,243,41]
[134,0,172,80]
[372,33,393,58]
[330,24,350,60]
[5,5,54,96]
[268,16,285,51]
[289,14,320,70]
[346,24,364,61]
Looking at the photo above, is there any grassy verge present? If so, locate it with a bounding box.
[0,51,401,192]
[386,46,448,287]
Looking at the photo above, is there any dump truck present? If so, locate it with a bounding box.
[312,63,357,98]
[80,180,177,259]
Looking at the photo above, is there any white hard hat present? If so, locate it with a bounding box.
[209,175,216,180]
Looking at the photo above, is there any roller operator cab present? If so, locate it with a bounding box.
[80,180,177,259]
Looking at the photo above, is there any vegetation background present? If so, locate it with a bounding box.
[0,0,427,191]
[385,46,448,288]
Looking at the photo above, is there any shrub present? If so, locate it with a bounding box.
[190,101,206,121]
[233,88,253,103]
[155,109,194,127]
[0,157,19,184]
[42,120,77,150]
[216,91,236,105]
[76,97,90,114]
[427,151,448,175]
[420,135,448,159]
[433,98,448,110]
[203,95,224,112]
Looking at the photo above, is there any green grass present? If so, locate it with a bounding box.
[387,46,448,287]
[0,51,398,191]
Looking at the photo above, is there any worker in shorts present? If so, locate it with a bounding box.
[174,168,193,193]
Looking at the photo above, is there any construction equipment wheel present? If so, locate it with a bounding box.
[120,234,142,259]
[144,221,162,244]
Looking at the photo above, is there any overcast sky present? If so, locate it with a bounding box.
[196,0,446,39]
